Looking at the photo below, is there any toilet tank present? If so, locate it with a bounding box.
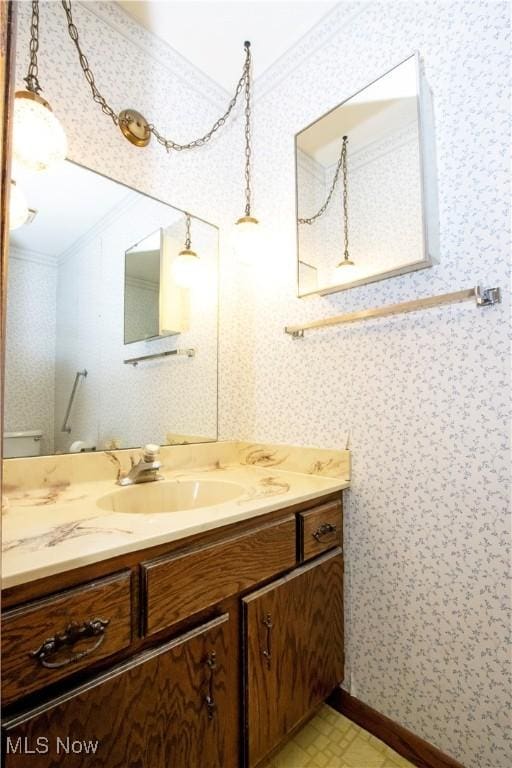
[3,430,43,458]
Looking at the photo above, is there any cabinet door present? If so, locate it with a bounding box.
[2,614,236,768]
[243,549,344,767]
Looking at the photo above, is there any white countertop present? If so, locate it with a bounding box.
[2,457,348,589]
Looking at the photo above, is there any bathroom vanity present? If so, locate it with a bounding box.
[0,442,349,767]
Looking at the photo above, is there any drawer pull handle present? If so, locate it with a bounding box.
[29,618,110,669]
[262,613,273,670]
[204,650,217,720]
[313,522,337,542]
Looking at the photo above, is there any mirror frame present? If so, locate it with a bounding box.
[294,51,439,298]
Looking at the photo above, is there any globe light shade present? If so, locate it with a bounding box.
[9,181,29,231]
[233,215,261,264]
[172,249,201,288]
[13,91,67,173]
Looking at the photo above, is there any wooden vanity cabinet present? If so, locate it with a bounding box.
[2,614,235,768]
[243,549,344,767]
[1,493,344,768]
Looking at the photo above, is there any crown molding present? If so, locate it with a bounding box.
[9,247,58,268]
[80,1,230,110]
[57,191,140,265]
[125,275,159,292]
[254,3,372,102]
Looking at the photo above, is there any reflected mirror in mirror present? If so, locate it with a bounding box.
[124,228,163,344]
[295,52,438,296]
[4,160,218,458]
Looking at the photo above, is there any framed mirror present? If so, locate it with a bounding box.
[295,52,438,297]
[4,159,218,458]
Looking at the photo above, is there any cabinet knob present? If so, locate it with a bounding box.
[313,522,337,542]
[29,618,110,669]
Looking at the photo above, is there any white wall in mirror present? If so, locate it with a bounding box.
[5,160,218,457]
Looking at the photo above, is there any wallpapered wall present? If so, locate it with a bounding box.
[229,3,510,767]
[4,251,57,454]
[11,3,510,767]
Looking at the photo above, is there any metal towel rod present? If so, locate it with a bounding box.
[61,369,88,434]
[124,348,196,367]
[284,285,501,338]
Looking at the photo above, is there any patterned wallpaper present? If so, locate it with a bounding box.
[223,2,510,767]
[10,3,511,767]
[4,251,57,455]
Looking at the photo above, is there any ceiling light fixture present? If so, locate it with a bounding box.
[172,214,201,288]
[13,1,67,172]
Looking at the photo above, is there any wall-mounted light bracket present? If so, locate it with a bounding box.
[119,109,151,147]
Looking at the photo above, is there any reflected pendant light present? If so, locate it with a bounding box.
[13,0,67,172]
[233,41,262,263]
[298,135,355,270]
[335,136,354,269]
[172,214,201,288]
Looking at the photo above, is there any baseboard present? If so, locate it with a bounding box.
[327,688,465,768]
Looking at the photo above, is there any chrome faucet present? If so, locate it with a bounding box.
[117,444,162,486]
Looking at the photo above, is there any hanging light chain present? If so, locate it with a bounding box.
[243,41,252,216]
[185,214,192,249]
[298,135,348,225]
[24,0,42,93]
[341,136,349,259]
[150,43,251,152]
[60,0,251,151]
[61,1,120,126]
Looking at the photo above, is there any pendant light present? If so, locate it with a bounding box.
[13,1,67,173]
[233,41,262,263]
[9,181,29,231]
[172,214,201,288]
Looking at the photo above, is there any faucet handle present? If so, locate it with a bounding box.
[143,444,160,462]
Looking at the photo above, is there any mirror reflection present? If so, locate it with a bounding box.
[124,229,163,344]
[296,53,437,296]
[4,160,218,458]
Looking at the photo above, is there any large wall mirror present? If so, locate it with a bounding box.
[295,52,438,297]
[4,160,218,458]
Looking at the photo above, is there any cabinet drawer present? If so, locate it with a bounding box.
[1,571,132,704]
[298,499,342,560]
[142,517,296,636]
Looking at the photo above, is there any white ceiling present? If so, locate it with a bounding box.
[117,1,337,91]
[10,161,136,257]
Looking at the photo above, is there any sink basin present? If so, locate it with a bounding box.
[96,479,245,515]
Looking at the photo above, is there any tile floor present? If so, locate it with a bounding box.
[263,705,415,768]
